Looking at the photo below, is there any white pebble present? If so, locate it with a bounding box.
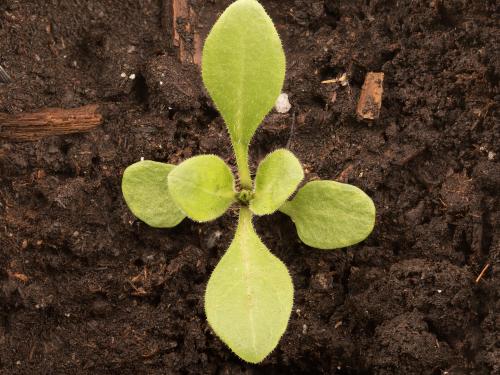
[275,93,291,113]
[159,81,164,86]
[129,73,136,80]
[437,289,442,293]
[488,151,496,160]
[120,72,126,78]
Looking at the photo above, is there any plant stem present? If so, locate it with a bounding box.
[235,142,252,189]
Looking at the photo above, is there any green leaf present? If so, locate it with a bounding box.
[202,0,285,186]
[280,180,376,249]
[205,207,293,363]
[168,155,236,222]
[121,160,185,228]
[250,149,304,215]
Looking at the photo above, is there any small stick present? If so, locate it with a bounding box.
[475,263,490,283]
[0,65,12,83]
[286,112,296,150]
[0,105,102,141]
[321,73,348,86]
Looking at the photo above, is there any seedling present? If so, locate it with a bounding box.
[122,0,375,364]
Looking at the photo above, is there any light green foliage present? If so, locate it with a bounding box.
[121,0,376,364]
[205,208,293,363]
[168,155,236,222]
[202,0,285,187]
[250,149,304,215]
[280,181,376,249]
[122,161,185,228]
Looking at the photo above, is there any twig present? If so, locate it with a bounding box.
[475,263,490,283]
[0,105,102,141]
[286,112,296,150]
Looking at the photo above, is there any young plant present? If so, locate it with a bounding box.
[121,0,375,364]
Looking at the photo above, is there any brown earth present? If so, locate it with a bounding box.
[0,1,499,374]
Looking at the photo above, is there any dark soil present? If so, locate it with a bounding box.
[1,1,499,374]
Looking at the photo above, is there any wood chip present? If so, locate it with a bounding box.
[356,72,384,120]
[9,272,29,283]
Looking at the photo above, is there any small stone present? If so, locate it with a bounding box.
[275,93,291,113]
[129,73,136,80]
[488,151,496,160]
[91,299,110,316]
[205,230,222,250]
[120,72,126,78]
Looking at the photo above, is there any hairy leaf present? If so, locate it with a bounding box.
[202,0,285,183]
[168,155,236,222]
[250,149,304,215]
[122,161,185,228]
[280,181,375,249]
[205,207,293,363]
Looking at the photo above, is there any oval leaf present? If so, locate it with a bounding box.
[250,149,304,215]
[280,180,375,249]
[122,160,185,228]
[202,0,285,148]
[168,155,236,222]
[205,208,293,363]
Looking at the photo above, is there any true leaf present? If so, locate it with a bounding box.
[121,160,185,228]
[250,149,304,215]
[279,180,376,249]
[168,155,236,222]
[202,0,285,179]
[205,207,293,363]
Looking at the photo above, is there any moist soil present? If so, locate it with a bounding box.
[0,1,499,374]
